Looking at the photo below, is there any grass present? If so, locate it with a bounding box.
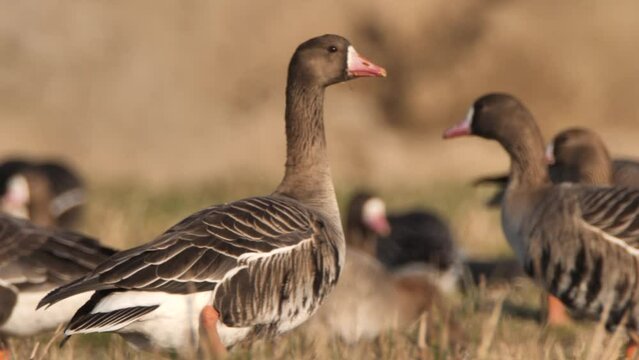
[7,180,631,359]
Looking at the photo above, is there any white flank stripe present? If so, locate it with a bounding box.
[463,106,474,128]
[238,238,309,263]
[581,220,639,257]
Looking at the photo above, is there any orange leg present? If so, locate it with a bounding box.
[627,343,637,360]
[546,294,570,326]
[627,333,639,360]
[200,305,228,358]
[0,337,9,360]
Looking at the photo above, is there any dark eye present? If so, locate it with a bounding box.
[328,46,338,53]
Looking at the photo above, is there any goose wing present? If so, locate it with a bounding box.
[39,196,320,308]
[0,214,115,288]
[576,186,639,246]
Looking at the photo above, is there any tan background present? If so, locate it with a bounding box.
[1,0,638,188]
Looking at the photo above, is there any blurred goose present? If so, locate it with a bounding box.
[0,159,85,229]
[346,191,462,293]
[303,249,442,344]
[475,129,639,206]
[38,34,386,354]
[444,93,639,351]
[0,214,115,358]
[548,127,639,188]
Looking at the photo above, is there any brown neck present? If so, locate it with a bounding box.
[504,127,550,190]
[345,218,377,256]
[275,77,337,215]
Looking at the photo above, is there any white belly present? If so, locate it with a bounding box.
[1,291,91,336]
[88,291,252,352]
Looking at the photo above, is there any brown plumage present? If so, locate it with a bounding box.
[475,128,639,206]
[0,213,114,346]
[444,93,639,334]
[303,249,443,343]
[38,34,386,353]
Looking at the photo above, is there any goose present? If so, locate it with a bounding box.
[547,127,639,188]
[346,191,462,293]
[302,248,443,344]
[0,159,85,229]
[476,127,627,324]
[37,34,386,355]
[475,129,639,206]
[444,93,639,353]
[0,214,115,358]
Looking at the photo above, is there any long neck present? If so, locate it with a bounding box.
[275,77,338,217]
[504,126,550,190]
[345,213,377,256]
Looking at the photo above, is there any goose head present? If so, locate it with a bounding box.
[347,192,391,237]
[442,93,536,143]
[288,34,386,87]
[548,127,613,185]
[443,93,549,187]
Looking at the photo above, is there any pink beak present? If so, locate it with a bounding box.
[443,121,472,139]
[347,46,387,78]
[366,215,391,236]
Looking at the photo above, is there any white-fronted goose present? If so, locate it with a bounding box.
[444,93,639,349]
[0,214,115,357]
[303,248,442,344]
[474,127,639,324]
[548,127,639,188]
[475,128,639,206]
[38,35,386,354]
[0,159,85,229]
[346,191,462,293]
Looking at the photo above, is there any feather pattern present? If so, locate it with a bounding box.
[518,185,639,331]
[39,196,343,346]
[36,35,379,352]
[456,94,639,335]
[0,213,114,340]
[0,213,115,290]
[577,187,639,244]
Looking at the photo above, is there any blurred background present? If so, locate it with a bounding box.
[3,1,639,358]
[3,0,639,259]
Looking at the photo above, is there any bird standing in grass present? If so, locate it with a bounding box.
[444,93,639,356]
[38,34,386,355]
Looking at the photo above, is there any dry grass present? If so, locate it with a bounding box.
[2,0,639,358]
[3,181,632,359]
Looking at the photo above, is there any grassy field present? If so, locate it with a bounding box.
[2,1,639,359]
[4,181,630,359]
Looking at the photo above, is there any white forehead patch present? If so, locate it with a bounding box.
[463,106,474,127]
[346,45,357,68]
[6,175,30,204]
[362,197,386,222]
[2,174,30,219]
[545,142,555,162]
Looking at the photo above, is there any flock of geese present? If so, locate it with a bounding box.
[1,33,639,358]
